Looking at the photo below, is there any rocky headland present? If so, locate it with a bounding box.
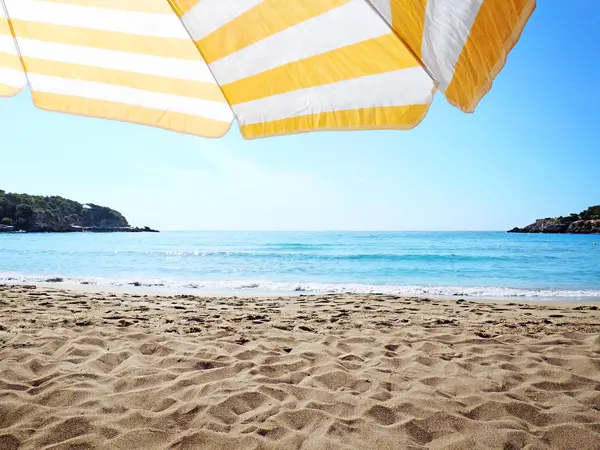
[509,205,600,234]
[0,190,158,233]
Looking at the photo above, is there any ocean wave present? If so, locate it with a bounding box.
[83,250,552,263]
[1,272,599,299]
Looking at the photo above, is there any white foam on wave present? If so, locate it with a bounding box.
[2,271,600,300]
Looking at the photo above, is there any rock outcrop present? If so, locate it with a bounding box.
[0,190,158,233]
[509,206,600,234]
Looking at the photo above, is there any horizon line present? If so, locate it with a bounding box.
[151,229,509,233]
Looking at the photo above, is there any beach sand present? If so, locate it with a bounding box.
[1,285,600,449]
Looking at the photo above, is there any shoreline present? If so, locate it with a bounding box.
[0,272,600,303]
[1,285,600,449]
[5,280,600,305]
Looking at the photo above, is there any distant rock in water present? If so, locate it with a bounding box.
[509,206,600,234]
[0,189,158,233]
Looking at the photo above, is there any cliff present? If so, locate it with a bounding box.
[508,206,600,234]
[0,190,158,233]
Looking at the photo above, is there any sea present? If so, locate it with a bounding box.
[1,231,599,300]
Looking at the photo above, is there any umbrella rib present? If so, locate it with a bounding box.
[164,0,237,126]
[361,0,437,87]
[0,0,35,99]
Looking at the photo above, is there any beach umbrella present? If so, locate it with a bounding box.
[0,0,535,139]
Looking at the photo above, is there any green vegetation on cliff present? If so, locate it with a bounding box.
[573,205,600,220]
[551,206,600,225]
[0,190,130,232]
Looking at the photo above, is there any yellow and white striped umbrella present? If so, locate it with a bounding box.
[0,0,535,139]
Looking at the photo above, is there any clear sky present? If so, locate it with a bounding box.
[1,2,599,231]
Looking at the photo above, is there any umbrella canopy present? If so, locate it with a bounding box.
[0,0,535,139]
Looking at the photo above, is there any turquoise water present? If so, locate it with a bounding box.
[0,231,599,299]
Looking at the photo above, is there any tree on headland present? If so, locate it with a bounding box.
[553,206,600,225]
[579,206,600,221]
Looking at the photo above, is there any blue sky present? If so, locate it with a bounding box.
[1,2,599,231]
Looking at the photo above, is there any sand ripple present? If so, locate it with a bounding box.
[1,285,600,449]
